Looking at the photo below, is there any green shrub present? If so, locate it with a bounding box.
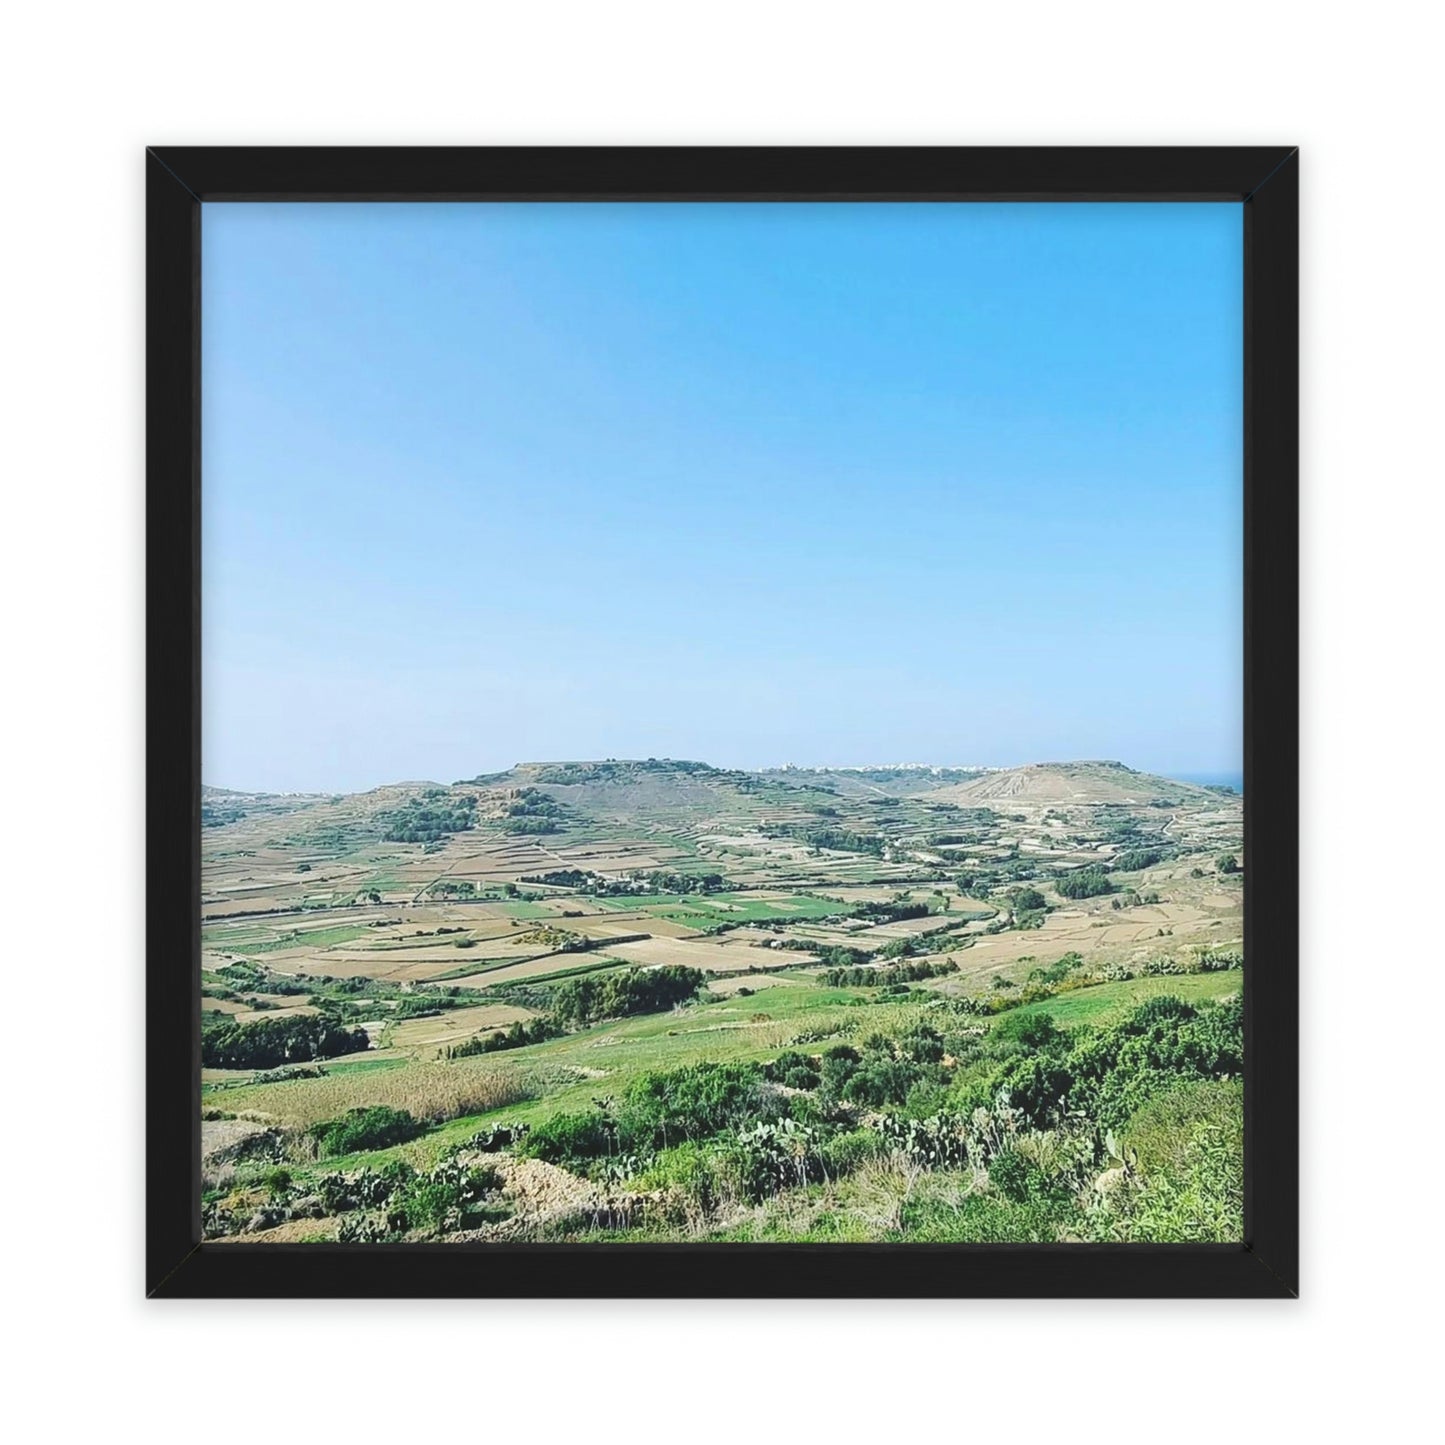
[762,1050,821,1090]
[1122,1079,1244,1178]
[1112,848,1167,872]
[1054,867,1113,899]
[521,1109,619,1165]
[1064,994,1243,1128]
[309,1105,427,1158]
[900,1187,1068,1243]
[841,1058,924,1107]
[619,1062,773,1150]
[323,1158,504,1238]
[445,1016,561,1058]
[820,958,958,988]
[990,1010,1065,1053]
[551,965,703,1027]
[201,1012,369,1070]
[819,1128,885,1176]
[377,791,477,843]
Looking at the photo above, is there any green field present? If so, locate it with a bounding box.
[493,899,554,920]
[585,893,845,925]
[203,922,377,955]
[1006,971,1240,1027]
[200,758,1246,1246]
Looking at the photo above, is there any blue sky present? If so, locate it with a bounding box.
[203,202,1242,794]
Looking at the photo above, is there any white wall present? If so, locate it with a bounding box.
[3,3,1434,1439]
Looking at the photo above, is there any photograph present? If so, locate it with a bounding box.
[197,198,1246,1247]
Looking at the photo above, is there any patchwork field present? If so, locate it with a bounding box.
[200,758,1245,1245]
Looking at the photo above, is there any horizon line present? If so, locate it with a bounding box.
[202,755,1245,796]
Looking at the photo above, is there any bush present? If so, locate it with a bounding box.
[762,1050,821,1090]
[841,1056,929,1108]
[816,1035,936,1109]
[1064,994,1243,1128]
[445,1016,561,1058]
[820,958,958,988]
[1112,848,1167,872]
[1093,1082,1245,1243]
[377,791,477,844]
[201,1012,369,1070]
[1216,854,1240,874]
[324,1158,504,1239]
[461,1122,530,1153]
[1054,867,1113,899]
[619,1063,774,1151]
[522,1109,619,1165]
[309,1106,427,1158]
[550,965,703,1027]
[819,1128,885,1176]
[634,1141,731,1218]
[990,1011,1065,1053]
[522,1062,782,1170]
[1122,1079,1243,1178]
[898,1025,945,1064]
[1028,952,1082,986]
[1192,949,1243,973]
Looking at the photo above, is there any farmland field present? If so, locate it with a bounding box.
[200,757,1245,1245]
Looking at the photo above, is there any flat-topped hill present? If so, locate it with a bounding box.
[936,760,1210,805]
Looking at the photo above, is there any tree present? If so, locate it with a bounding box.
[200,1012,368,1070]
[1055,868,1113,900]
[1216,854,1240,875]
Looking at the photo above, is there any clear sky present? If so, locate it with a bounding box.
[202,202,1242,794]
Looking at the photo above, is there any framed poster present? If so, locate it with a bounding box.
[148,146,1297,1298]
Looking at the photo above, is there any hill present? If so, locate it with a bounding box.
[932,760,1210,805]
[456,757,839,821]
[198,748,1244,1247]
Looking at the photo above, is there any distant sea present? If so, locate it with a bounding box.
[1169,770,1245,794]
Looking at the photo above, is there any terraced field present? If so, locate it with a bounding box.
[200,758,1245,1245]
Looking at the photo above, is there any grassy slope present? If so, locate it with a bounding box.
[1005,971,1239,1027]
[204,971,1240,1177]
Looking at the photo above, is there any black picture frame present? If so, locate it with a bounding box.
[148,146,1298,1299]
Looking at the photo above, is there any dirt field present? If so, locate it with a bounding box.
[201,758,1241,1041]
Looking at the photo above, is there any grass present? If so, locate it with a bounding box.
[481,956,633,989]
[653,896,845,924]
[584,893,845,925]
[202,980,907,1154]
[308,1054,412,1078]
[201,927,283,950]
[204,1059,539,1128]
[420,949,570,983]
[200,959,1248,1241]
[203,923,377,955]
[494,899,554,920]
[1003,970,1241,1027]
[203,968,1239,1141]
[198,770,1246,1241]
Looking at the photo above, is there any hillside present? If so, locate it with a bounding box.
[934,760,1211,806]
[455,758,841,822]
[198,748,1244,1247]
